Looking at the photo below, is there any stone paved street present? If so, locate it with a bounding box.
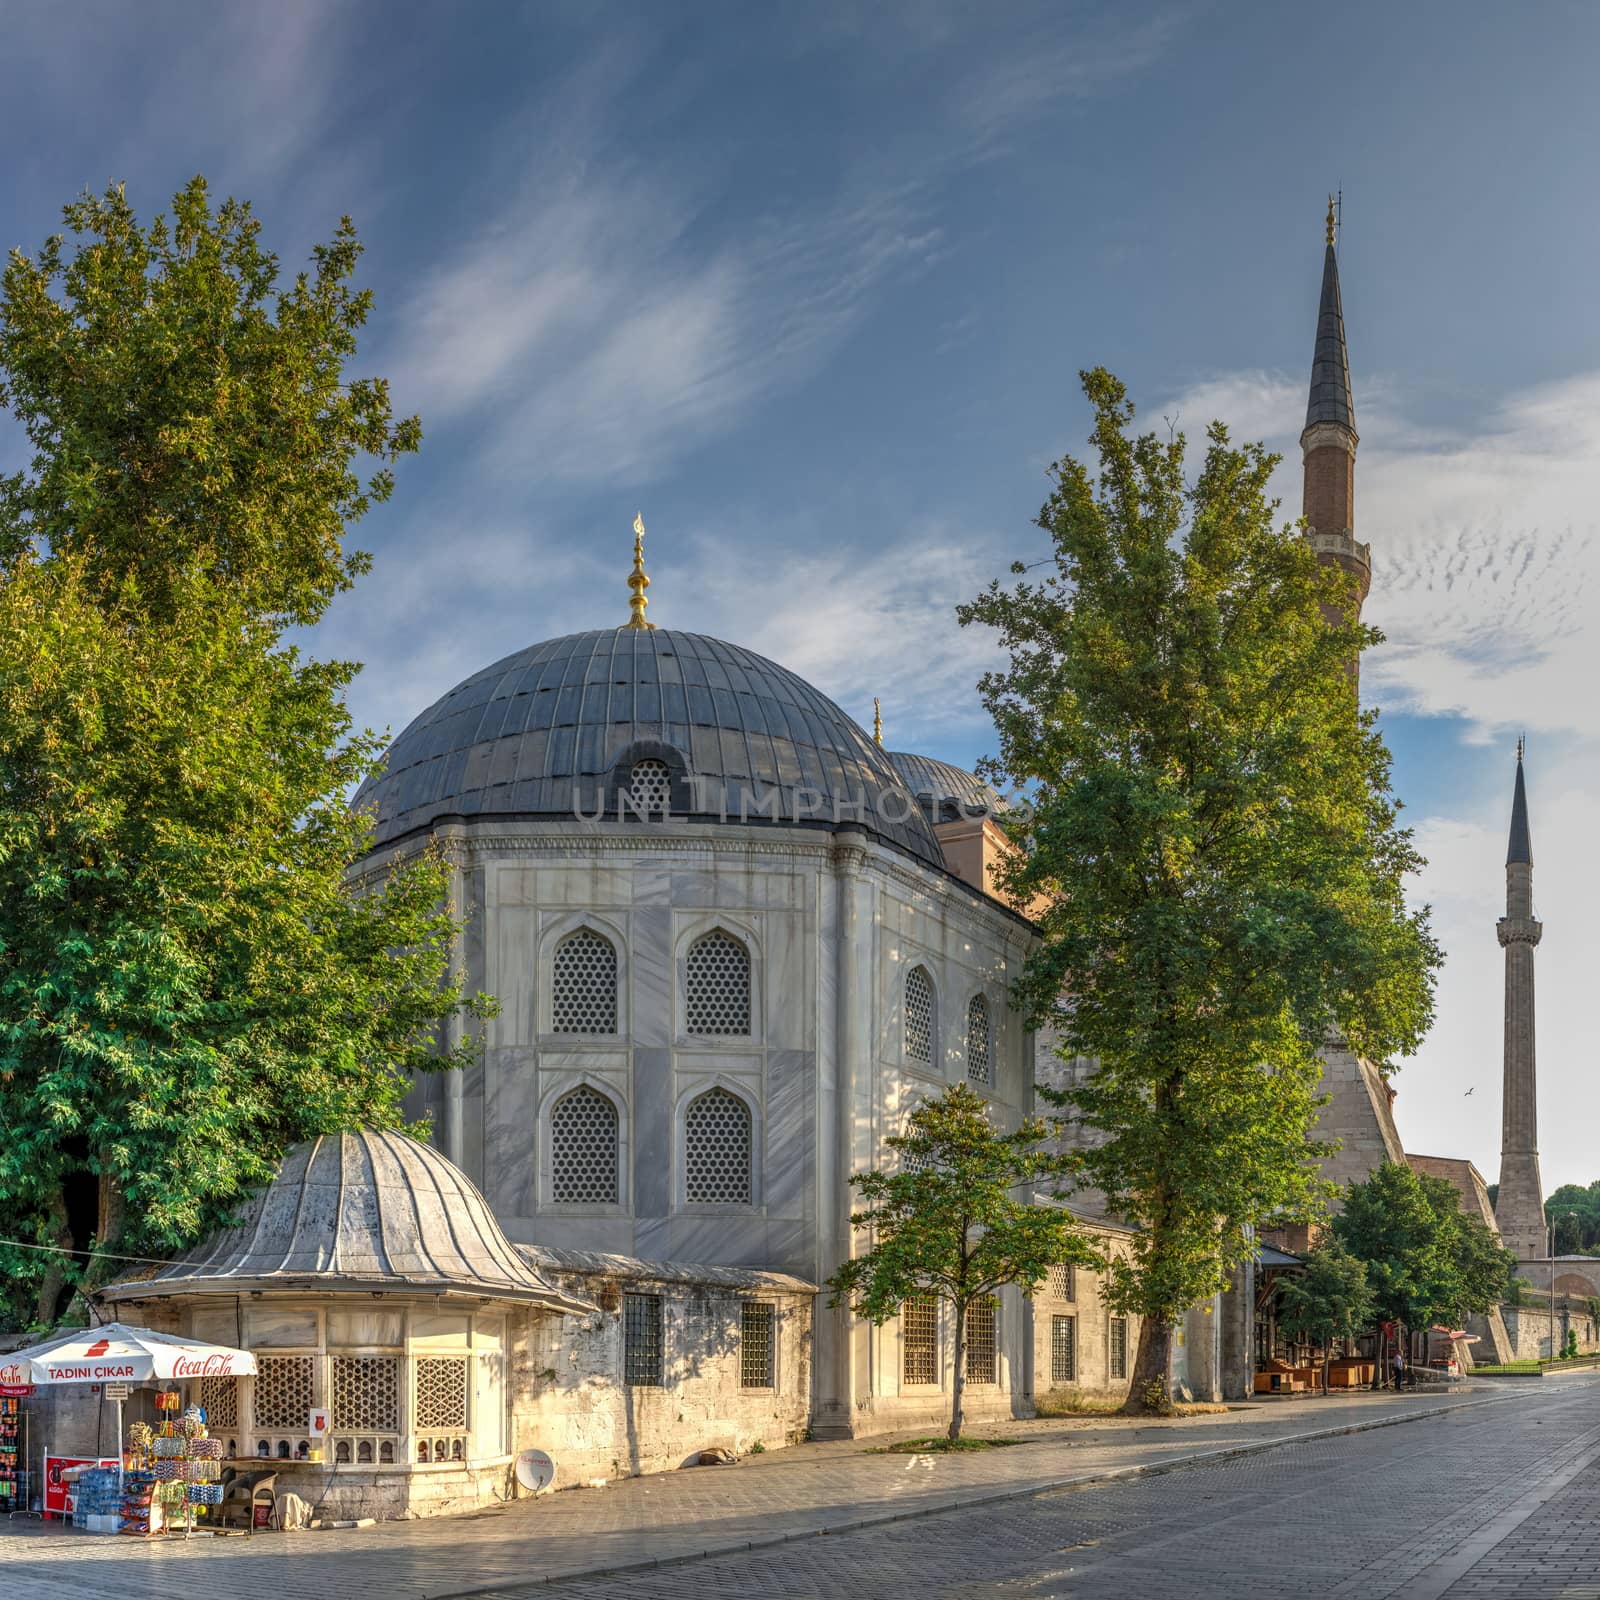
[2,1379,1595,1599]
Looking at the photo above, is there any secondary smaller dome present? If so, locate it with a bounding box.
[101,1130,591,1311]
[887,751,1006,826]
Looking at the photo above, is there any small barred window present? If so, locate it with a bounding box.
[331,1355,400,1433]
[550,1085,619,1203]
[965,993,991,1084]
[966,1296,998,1385]
[1110,1317,1129,1380]
[902,1295,939,1386]
[905,966,934,1064]
[253,1356,314,1430]
[624,1293,663,1386]
[685,931,751,1035]
[552,928,618,1034]
[684,1088,752,1204]
[1051,1314,1077,1383]
[740,1302,775,1388]
[627,758,671,815]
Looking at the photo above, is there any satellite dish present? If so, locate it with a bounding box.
[515,1449,555,1494]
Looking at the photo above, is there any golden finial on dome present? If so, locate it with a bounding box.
[873,698,883,747]
[621,511,656,631]
[1325,192,1338,248]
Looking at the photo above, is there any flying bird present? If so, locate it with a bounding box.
[1464,1087,1475,1097]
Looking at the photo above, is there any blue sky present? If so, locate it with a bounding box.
[5,1,1600,1191]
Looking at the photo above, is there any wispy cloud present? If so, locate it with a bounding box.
[388,164,942,485]
[955,10,1190,147]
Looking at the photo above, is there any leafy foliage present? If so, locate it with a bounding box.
[0,181,488,1327]
[1544,1183,1600,1254]
[1274,1241,1374,1391]
[827,1083,1096,1440]
[959,369,1440,1409]
[1333,1163,1515,1329]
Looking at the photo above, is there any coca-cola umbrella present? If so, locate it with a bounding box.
[2,1321,256,1486]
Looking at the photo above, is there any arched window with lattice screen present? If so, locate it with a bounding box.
[904,966,935,1065]
[684,1087,752,1205]
[549,1085,619,1203]
[626,758,671,815]
[965,993,991,1085]
[685,930,751,1036]
[551,928,618,1034]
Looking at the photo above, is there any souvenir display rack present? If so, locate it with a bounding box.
[120,1391,223,1537]
[0,1395,19,1507]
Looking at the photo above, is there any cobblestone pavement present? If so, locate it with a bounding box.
[516,1378,1600,1600]
[0,1381,1580,1599]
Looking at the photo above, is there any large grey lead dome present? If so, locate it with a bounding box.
[354,628,943,866]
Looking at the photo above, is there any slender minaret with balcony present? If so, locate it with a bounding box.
[1303,196,1372,672]
[1495,745,1547,1263]
[1297,200,1407,1193]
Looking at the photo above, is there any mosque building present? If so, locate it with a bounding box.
[85,204,1532,1518]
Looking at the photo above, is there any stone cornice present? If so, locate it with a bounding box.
[1497,915,1543,948]
[354,821,1039,942]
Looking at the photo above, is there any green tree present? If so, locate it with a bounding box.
[1333,1164,1514,1340]
[1545,1184,1600,1254]
[0,180,487,1328]
[959,370,1440,1413]
[827,1083,1098,1442]
[1273,1242,1374,1395]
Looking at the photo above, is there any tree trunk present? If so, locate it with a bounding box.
[32,1184,74,1327]
[85,1168,127,1293]
[1322,1344,1331,1397]
[949,1304,967,1442]
[1121,1316,1174,1415]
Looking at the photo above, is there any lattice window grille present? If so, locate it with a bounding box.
[741,1302,775,1388]
[1047,1264,1075,1301]
[551,928,618,1034]
[1052,1315,1077,1384]
[684,1088,752,1204]
[965,994,991,1084]
[198,1375,238,1430]
[550,1085,619,1203]
[902,1296,939,1386]
[627,758,671,815]
[624,1293,663,1387]
[1110,1317,1129,1381]
[252,1357,314,1431]
[331,1355,400,1433]
[965,1296,998,1385]
[415,1357,469,1431]
[685,931,751,1035]
[905,967,934,1064]
[901,1137,934,1174]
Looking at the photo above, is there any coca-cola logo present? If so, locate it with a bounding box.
[0,1364,24,1386]
[171,1353,237,1378]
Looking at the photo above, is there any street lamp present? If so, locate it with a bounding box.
[1548,1210,1579,1357]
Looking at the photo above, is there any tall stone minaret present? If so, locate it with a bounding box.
[1495,746,1546,1262]
[1297,201,1408,1192]
[1303,196,1372,676]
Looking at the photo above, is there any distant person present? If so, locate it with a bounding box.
[1392,1349,1406,1389]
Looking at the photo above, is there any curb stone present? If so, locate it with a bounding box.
[428,1388,1533,1599]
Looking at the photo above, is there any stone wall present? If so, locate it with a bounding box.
[1499,1305,1600,1362]
[517,1258,812,1483]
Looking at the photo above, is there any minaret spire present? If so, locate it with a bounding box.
[1495,743,1546,1263]
[1302,196,1371,640]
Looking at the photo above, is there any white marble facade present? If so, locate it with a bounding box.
[365,815,1038,1435]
